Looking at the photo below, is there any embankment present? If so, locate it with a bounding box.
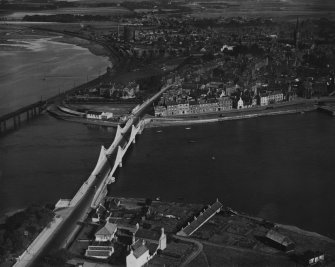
[146,103,318,128]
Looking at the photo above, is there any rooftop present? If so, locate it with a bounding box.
[177,200,223,236]
[96,222,117,236]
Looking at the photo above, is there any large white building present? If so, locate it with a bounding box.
[86,111,113,120]
[268,91,284,103]
[126,240,151,267]
[126,228,167,267]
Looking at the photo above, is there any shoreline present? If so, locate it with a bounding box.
[145,103,319,128]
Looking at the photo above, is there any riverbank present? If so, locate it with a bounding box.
[146,101,319,128]
[64,196,335,266]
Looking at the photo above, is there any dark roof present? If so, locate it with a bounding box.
[265,230,294,247]
[87,110,102,115]
[131,240,149,258]
[135,229,161,242]
[85,250,112,258]
[88,246,113,251]
[147,242,159,255]
[117,222,138,233]
[178,200,223,236]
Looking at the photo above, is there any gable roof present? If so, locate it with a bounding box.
[96,222,117,236]
[266,230,294,247]
[131,239,149,258]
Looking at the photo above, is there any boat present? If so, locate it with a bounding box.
[156,130,162,133]
[211,156,216,160]
[185,127,191,130]
[188,140,197,143]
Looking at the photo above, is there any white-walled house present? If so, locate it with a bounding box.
[259,93,269,106]
[126,240,151,267]
[95,222,117,242]
[126,228,167,267]
[237,97,244,109]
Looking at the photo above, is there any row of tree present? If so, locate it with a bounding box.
[0,204,54,264]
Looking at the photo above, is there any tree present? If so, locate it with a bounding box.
[38,249,73,267]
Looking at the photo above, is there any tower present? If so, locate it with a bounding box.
[293,17,300,48]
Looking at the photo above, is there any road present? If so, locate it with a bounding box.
[172,235,203,267]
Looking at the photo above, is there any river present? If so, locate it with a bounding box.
[0,35,110,116]
[109,112,335,238]
[0,112,335,239]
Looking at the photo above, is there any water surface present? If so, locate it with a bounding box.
[0,36,110,115]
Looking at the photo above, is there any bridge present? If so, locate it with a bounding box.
[0,101,47,135]
[13,82,176,267]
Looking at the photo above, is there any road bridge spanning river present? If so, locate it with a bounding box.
[13,82,176,267]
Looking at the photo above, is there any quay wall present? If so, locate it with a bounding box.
[146,104,318,128]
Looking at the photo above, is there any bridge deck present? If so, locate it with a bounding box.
[0,101,46,122]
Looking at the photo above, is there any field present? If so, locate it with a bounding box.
[7,6,132,20]
[184,0,335,21]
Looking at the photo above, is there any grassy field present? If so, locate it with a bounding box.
[184,0,335,21]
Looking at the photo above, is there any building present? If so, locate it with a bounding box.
[95,222,117,242]
[177,199,223,237]
[135,228,167,251]
[124,26,135,42]
[154,105,167,117]
[86,111,113,120]
[265,229,295,252]
[299,251,325,265]
[268,91,284,104]
[126,228,167,267]
[258,93,269,106]
[85,245,114,259]
[237,97,244,109]
[218,96,233,110]
[126,240,151,267]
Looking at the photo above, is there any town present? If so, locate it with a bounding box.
[44,13,335,121]
[1,0,335,267]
